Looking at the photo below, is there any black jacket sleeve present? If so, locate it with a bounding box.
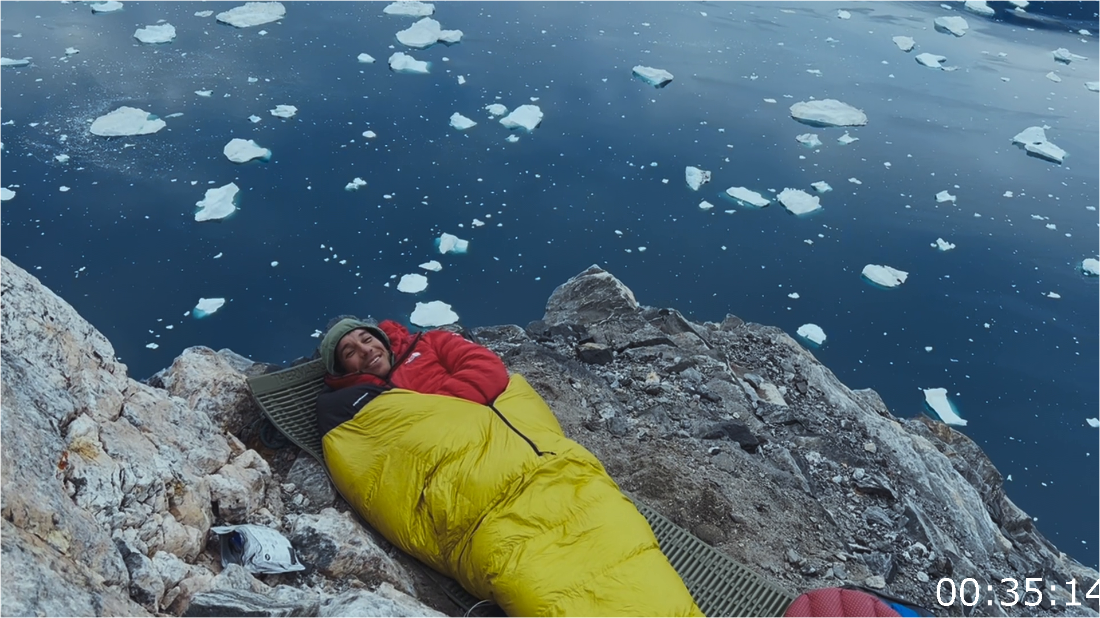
[316,383,388,437]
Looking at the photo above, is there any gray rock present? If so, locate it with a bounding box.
[863,506,894,529]
[286,508,415,594]
[543,264,641,326]
[318,583,447,617]
[285,455,335,510]
[576,342,614,365]
[183,588,318,617]
[786,549,803,565]
[865,575,886,589]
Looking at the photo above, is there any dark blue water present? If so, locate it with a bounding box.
[2,1,1097,567]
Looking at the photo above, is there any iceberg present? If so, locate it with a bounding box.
[216,2,285,28]
[837,132,859,145]
[134,23,176,44]
[65,47,80,56]
[933,238,956,251]
[1045,71,1061,82]
[0,188,15,201]
[810,181,832,193]
[837,10,851,19]
[55,154,70,163]
[396,17,462,48]
[449,112,477,130]
[500,105,543,131]
[777,188,822,215]
[90,1,123,13]
[411,300,458,327]
[685,166,711,191]
[419,260,442,272]
[725,187,770,208]
[964,1,995,16]
[0,57,32,67]
[485,103,508,116]
[362,130,377,138]
[270,104,297,118]
[383,1,434,17]
[90,106,166,136]
[915,53,948,69]
[1046,292,1061,299]
[344,177,366,191]
[796,133,822,148]
[632,65,674,87]
[505,135,520,143]
[1087,82,1099,92]
[397,273,428,293]
[934,15,969,36]
[195,10,213,17]
[146,343,159,350]
[194,183,240,222]
[1081,258,1099,276]
[1011,126,1065,163]
[862,264,908,288]
[1088,418,1100,428]
[698,200,714,211]
[892,36,915,52]
[935,190,956,203]
[195,90,213,97]
[249,115,261,123]
[388,51,429,74]
[789,99,867,127]
[357,53,376,63]
[1052,48,1087,64]
[193,297,226,318]
[437,232,469,254]
[796,324,826,346]
[923,388,966,426]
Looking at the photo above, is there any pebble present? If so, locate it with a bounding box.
[865,575,886,589]
[916,571,929,583]
[864,442,877,453]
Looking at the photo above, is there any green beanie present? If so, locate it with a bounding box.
[320,318,391,375]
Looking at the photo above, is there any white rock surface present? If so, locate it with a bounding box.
[862,264,909,288]
[194,183,240,222]
[1011,126,1065,163]
[437,232,469,254]
[90,106,166,136]
[892,36,915,52]
[935,190,956,203]
[632,65,674,87]
[796,324,827,346]
[934,15,969,36]
[419,260,442,272]
[410,300,458,327]
[1,57,32,67]
[357,53,375,63]
[726,187,770,208]
[388,52,429,74]
[0,187,15,201]
[777,188,822,215]
[449,113,477,130]
[685,166,711,191]
[270,105,297,118]
[924,388,966,426]
[134,23,176,44]
[1081,258,1099,276]
[397,274,428,294]
[396,17,462,48]
[499,105,543,131]
[789,99,867,127]
[223,139,271,163]
[216,2,285,28]
[934,238,956,251]
[964,1,995,16]
[90,1,123,13]
[383,1,434,17]
[796,133,823,149]
[915,53,948,69]
[485,103,508,116]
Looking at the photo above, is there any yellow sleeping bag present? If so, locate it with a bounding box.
[323,374,703,617]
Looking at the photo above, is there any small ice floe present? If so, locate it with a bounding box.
[499,105,543,131]
[1087,82,1100,92]
[923,388,966,426]
[396,17,463,48]
[1045,71,1062,82]
[632,65,674,87]
[437,232,469,254]
[837,132,859,145]
[934,15,969,37]
[419,260,442,272]
[811,181,832,193]
[933,238,956,251]
[388,52,429,74]
[449,112,477,130]
[397,273,428,293]
[64,47,80,56]
[55,154,70,163]
[1011,126,1065,163]
[485,103,508,116]
[796,133,822,148]
[363,130,377,138]
[848,177,862,185]
[358,53,376,63]
[383,1,434,17]
[1087,418,1100,428]
[726,187,770,208]
[457,75,466,85]
[270,104,297,118]
[249,115,262,123]
[216,2,286,28]
[0,57,32,67]
[344,177,367,191]
[411,300,458,327]
[685,166,711,191]
[310,329,323,338]
[90,106,166,136]
[271,261,278,267]
[90,1,123,13]
[789,99,867,127]
[796,323,826,346]
[788,292,800,299]
[505,135,520,143]
[892,36,916,52]
[915,53,948,69]
[0,188,15,201]
[1046,292,1061,299]
[763,98,777,103]
[935,190,956,203]
[1081,258,1100,276]
[1003,190,1013,198]
[193,297,226,318]
[195,90,213,97]
[837,10,851,19]
[964,1,995,16]
[194,183,240,222]
[59,186,71,192]
[195,10,214,17]
[134,23,176,44]
[146,343,159,349]
[1052,48,1087,64]
[806,69,822,76]
[778,188,821,215]
[862,264,908,288]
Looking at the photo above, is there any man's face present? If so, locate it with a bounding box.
[336,329,391,376]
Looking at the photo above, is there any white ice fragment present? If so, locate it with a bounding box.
[1087,82,1100,92]
[344,177,367,191]
[862,264,909,287]
[837,10,851,19]
[65,47,80,56]
[632,65,674,87]
[363,130,377,138]
[789,99,867,127]
[915,53,948,69]
[396,17,462,48]
[59,186,71,192]
[249,115,261,123]
[270,104,297,118]
[134,23,176,44]
[1087,418,1100,428]
[1045,71,1062,83]
[698,200,714,211]
[848,177,862,185]
[892,36,915,52]
[836,132,859,145]
[457,75,466,85]
[1011,126,1065,163]
[811,181,832,193]
[1081,258,1099,276]
[55,154,70,163]
[1052,48,1086,64]
[934,238,956,251]
[1009,0,1028,6]
[0,188,15,201]
[1003,191,1013,198]
[0,57,32,67]
[934,15,969,37]
[397,273,428,293]
[796,323,826,345]
[194,297,226,318]
[388,52,429,74]
[437,232,469,254]
[935,190,956,203]
[685,166,711,191]
[194,183,239,222]
[270,261,278,267]
[195,10,213,17]
[788,293,800,299]
[90,106,166,136]
[213,253,223,259]
[796,133,823,149]
[419,260,442,272]
[1046,292,1061,299]
[725,187,770,208]
[964,1,995,16]
[763,98,777,103]
[778,188,822,215]
[411,300,458,327]
[638,247,647,252]
[146,343,159,349]
[499,105,543,131]
[223,138,271,163]
[449,112,477,130]
[90,1,123,13]
[383,1,434,17]
[358,53,376,63]
[485,103,508,116]
[216,2,285,28]
[923,388,966,426]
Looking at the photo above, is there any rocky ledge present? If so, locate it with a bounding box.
[2,257,1096,617]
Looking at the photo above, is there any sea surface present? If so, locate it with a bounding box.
[1,1,1097,567]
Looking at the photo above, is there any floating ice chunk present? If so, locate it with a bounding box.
[811,181,832,193]
[499,105,543,131]
[796,133,822,149]
[383,1,434,17]
[933,238,956,251]
[934,15,969,36]
[1009,0,1028,6]
[0,57,32,67]
[363,130,377,138]
[270,261,278,267]
[194,183,240,222]
[146,342,160,349]
[1087,82,1100,92]
[134,23,176,44]
[59,186,71,192]
[193,297,226,318]
[437,232,469,254]
[797,323,826,345]
[848,178,862,185]
[726,187,770,208]
[344,177,367,191]
[923,388,966,426]
[778,188,821,215]
[1087,418,1100,428]
[388,52,429,74]
[1011,126,1065,163]
[419,260,442,272]
[358,53,376,63]
[763,98,777,103]
[90,1,123,13]
[397,273,428,293]
[411,300,458,327]
[216,2,285,28]
[699,200,714,210]
[1046,292,1061,299]
[64,47,80,56]
[915,53,948,69]
[632,65,674,87]
[397,17,462,48]
[837,10,851,19]
[892,36,915,52]
[685,166,711,191]
[485,103,508,116]
[270,104,297,118]
[862,264,908,287]
[195,10,213,17]
[964,1,995,16]
[1081,258,1099,276]
[1002,190,1013,198]
[806,69,822,76]
[505,135,520,143]
[249,115,262,123]
[90,106,166,136]
[0,188,15,201]
[1045,71,1062,82]
[449,112,477,130]
[1052,48,1086,64]
[55,154,70,163]
[789,99,867,127]
[457,75,466,85]
[195,90,213,97]
[935,190,956,203]
[836,132,859,145]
